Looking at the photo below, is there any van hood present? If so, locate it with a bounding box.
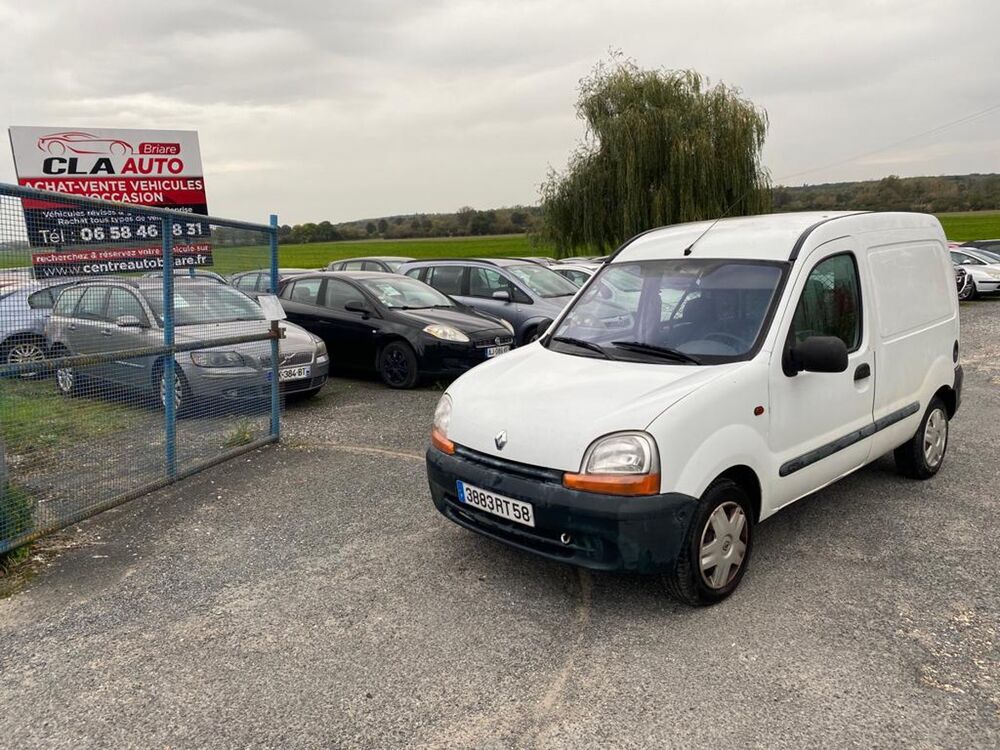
[445,344,744,471]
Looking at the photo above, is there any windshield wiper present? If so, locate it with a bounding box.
[610,341,701,365]
[549,336,610,359]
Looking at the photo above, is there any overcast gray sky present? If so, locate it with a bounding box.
[1,0,998,225]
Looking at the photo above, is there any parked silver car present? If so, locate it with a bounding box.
[45,279,329,413]
[0,278,89,367]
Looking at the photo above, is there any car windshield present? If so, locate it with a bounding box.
[358,276,454,309]
[141,284,265,326]
[507,264,579,298]
[548,259,787,365]
[383,260,406,272]
[973,248,1000,263]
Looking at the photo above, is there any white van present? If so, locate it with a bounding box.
[427,212,962,605]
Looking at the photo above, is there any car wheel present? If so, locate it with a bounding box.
[963,280,979,300]
[54,348,81,397]
[378,341,419,389]
[664,478,753,606]
[894,397,949,479]
[47,141,65,155]
[159,366,192,417]
[3,338,46,377]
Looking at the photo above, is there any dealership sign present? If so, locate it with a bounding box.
[9,126,212,274]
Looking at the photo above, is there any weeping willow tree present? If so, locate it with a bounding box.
[540,56,771,254]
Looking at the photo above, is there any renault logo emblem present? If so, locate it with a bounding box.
[494,430,507,450]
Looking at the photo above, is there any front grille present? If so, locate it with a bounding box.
[453,444,563,484]
[279,350,313,366]
[471,332,513,349]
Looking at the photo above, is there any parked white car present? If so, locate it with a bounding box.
[427,211,962,605]
[949,246,1000,299]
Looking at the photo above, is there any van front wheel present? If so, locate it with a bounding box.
[664,479,753,606]
[894,397,948,479]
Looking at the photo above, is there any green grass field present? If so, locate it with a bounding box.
[934,212,1000,242]
[213,234,539,275]
[5,211,1000,276]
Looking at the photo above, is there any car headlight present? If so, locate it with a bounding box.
[431,394,454,454]
[498,319,514,335]
[190,351,246,367]
[563,431,660,496]
[314,338,329,363]
[423,324,470,343]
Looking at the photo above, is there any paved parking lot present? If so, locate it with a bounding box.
[1,301,998,749]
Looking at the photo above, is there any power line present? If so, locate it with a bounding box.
[776,101,1000,183]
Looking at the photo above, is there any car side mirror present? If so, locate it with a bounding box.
[115,315,145,328]
[784,335,848,376]
[491,290,511,302]
[344,301,372,318]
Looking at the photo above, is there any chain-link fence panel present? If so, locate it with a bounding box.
[0,185,304,555]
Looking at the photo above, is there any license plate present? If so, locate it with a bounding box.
[457,480,534,527]
[279,365,311,381]
[485,345,511,358]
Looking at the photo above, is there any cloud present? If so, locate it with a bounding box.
[0,0,998,223]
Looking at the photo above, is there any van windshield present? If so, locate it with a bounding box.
[547,259,787,365]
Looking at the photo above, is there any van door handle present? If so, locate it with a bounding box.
[854,363,871,381]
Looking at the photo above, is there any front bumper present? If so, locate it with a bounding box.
[419,337,513,376]
[426,444,698,573]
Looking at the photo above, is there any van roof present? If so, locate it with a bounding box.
[613,211,941,264]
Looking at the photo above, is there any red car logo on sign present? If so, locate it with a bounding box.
[35,131,134,156]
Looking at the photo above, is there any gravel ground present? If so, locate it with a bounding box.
[0,300,998,749]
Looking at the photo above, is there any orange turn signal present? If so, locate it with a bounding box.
[562,472,660,496]
[431,428,455,455]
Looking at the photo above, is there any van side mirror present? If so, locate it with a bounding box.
[344,300,372,318]
[492,290,511,302]
[784,335,848,376]
[116,315,145,328]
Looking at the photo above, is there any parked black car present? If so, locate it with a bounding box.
[230,268,313,299]
[326,256,414,273]
[277,271,515,388]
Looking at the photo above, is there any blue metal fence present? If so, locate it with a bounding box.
[0,184,288,555]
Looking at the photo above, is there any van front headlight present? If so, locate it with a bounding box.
[431,394,454,454]
[563,431,660,496]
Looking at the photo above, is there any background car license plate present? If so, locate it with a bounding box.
[485,345,511,358]
[279,365,311,381]
[456,480,534,527]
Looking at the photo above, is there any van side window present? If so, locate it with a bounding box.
[791,254,861,351]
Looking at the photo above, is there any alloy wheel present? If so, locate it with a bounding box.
[160,371,183,411]
[7,341,45,377]
[923,408,948,468]
[56,367,74,394]
[699,501,748,589]
[383,349,410,387]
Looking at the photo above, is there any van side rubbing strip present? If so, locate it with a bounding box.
[779,401,920,477]
[788,212,871,262]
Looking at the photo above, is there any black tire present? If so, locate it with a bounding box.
[664,479,753,606]
[53,346,82,397]
[894,397,949,479]
[958,279,975,301]
[378,341,419,389]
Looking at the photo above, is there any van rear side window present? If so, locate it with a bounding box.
[869,243,953,338]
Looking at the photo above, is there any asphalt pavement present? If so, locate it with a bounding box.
[0,300,998,749]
